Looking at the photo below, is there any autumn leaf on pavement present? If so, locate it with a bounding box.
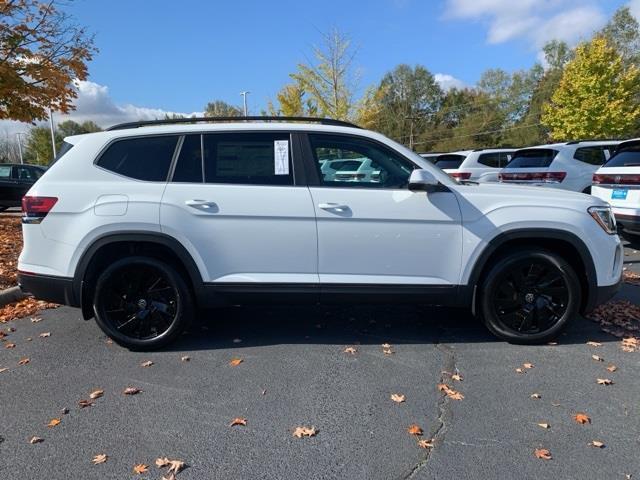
[155,457,170,468]
[573,413,591,424]
[437,383,464,400]
[229,417,247,427]
[92,454,107,464]
[31,317,42,323]
[589,440,605,448]
[407,424,423,436]
[417,439,434,449]
[29,436,43,444]
[78,399,94,408]
[133,464,149,474]
[597,378,614,385]
[343,346,357,354]
[391,393,406,403]
[5,343,15,349]
[606,365,618,372]
[89,389,104,399]
[591,355,603,362]
[383,347,394,355]
[534,448,552,460]
[47,418,61,427]
[229,358,243,366]
[167,460,185,474]
[141,360,154,367]
[18,357,29,365]
[537,423,550,429]
[530,393,542,399]
[180,355,190,362]
[381,343,391,349]
[587,341,602,347]
[39,332,50,338]
[123,387,142,395]
[293,426,317,438]
[451,374,463,382]
[0,367,7,373]
[523,363,534,369]
[515,368,524,374]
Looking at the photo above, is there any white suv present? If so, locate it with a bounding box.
[499,141,619,193]
[18,117,622,350]
[434,149,514,182]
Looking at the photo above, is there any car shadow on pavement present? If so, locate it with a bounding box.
[160,304,615,352]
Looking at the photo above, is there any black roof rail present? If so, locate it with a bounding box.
[471,146,516,152]
[565,138,622,145]
[106,116,361,131]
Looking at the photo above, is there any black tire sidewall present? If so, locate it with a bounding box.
[93,256,193,350]
[480,249,581,344]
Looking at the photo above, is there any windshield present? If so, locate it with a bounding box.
[434,154,466,169]
[603,149,640,167]
[507,149,558,168]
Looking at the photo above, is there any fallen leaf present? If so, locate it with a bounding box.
[515,368,524,374]
[92,454,107,464]
[141,360,154,367]
[78,399,94,408]
[530,393,542,399]
[381,343,392,349]
[39,332,50,338]
[229,417,247,427]
[417,439,434,449]
[437,383,464,400]
[407,424,423,436]
[29,436,43,444]
[573,413,591,424]
[133,464,149,474]
[30,317,42,323]
[162,475,176,480]
[589,440,605,448]
[61,407,69,415]
[537,423,550,429]
[5,343,15,349]
[591,355,603,362]
[6,327,15,332]
[383,348,394,355]
[534,448,552,460]
[293,426,317,438]
[597,378,614,385]
[167,460,185,474]
[343,346,357,354]
[89,389,104,399]
[0,367,7,373]
[606,365,617,372]
[18,357,29,365]
[391,393,406,403]
[47,418,61,428]
[523,363,534,369]
[587,341,602,347]
[123,387,142,395]
[180,355,190,362]
[229,358,243,366]
[155,457,170,468]
[451,374,463,382]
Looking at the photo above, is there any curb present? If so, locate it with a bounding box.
[0,286,28,307]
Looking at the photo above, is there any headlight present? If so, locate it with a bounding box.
[588,206,617,234]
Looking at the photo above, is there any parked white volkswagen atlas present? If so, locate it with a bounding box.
[499,141,619,193]
[592,139,640,239]
[18,117,622,350]
[435,148,514,183]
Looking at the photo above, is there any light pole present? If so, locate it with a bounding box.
[240,91,250,116]
[48,108,57,159]
[16,132,26,164]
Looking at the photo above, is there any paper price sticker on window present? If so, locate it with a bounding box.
[274,140,289,175]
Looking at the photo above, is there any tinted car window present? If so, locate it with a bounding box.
[97,136,178,181]
[53,141,74,164]
[14,165,40,181]
[574,146,610,166]
[203,133,292,185]
[0,165,11,178]
[172,135,203,182]
[604,149,640,167]
[478,152,512,168]
[507,149,558,168]
[434,154,465,169]
[309,134,416,189]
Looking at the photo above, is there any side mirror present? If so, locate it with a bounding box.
[408,169,439,192]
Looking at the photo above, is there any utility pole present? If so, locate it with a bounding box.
[48,108,57,159]
[16,132,25,164]
[240,91,250,116]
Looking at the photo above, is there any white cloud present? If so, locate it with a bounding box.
[0,80,202,137]
[434,73,466,91]
[444,0,607,48]
[629,0,640,20]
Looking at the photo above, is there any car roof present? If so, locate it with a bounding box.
[517,140,620,151]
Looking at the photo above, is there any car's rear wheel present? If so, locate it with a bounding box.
[93,256,193,350]
[479,249,581,344]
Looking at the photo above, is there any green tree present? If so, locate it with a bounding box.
[267,83,308,116]
[204,100,242,117]
[600,6,640,68]
[24,120,102,165]
[542,36,640,140]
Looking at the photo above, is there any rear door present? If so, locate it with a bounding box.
[160,131,318,286]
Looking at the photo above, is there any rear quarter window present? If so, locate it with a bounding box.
[97,135,179,181]
[573,146,611,166]
[507,149,558,168]
[604,149,640,168]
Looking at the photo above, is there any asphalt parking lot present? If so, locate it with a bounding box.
[1,246,639,480]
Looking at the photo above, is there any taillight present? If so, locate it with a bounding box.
[593,173,640,185]
[449,172,472,181]
[499,172,566,183]
[22,196,58,224]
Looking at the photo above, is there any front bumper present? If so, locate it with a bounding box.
[18,272,79,307]
[584,277,622,313]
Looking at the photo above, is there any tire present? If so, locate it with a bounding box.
[478,249,581,344]
[93,256,194,350]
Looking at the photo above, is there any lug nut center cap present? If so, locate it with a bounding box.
[137,299,147,309]
[525,293,535,303]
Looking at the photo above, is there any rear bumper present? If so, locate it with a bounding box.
[17,271,78,307]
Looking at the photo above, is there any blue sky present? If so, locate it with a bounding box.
[2,0,637,132]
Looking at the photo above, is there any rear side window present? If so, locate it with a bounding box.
[434,154,466,169]
[604,149,640,167]
[507,149,558,168]
[478,152,512,168]
[97,136,179,181]
[203,133,293,185]
[14,165,40,180]
[574,146,611,166]
[0,165,11,178]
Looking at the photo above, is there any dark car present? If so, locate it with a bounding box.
[0,163,46,211]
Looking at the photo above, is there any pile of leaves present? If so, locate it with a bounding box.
[623,270,640,286]
[588,299,640,345]
[0,217,21,290]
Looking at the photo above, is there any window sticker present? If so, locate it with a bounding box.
[274,140,289,175]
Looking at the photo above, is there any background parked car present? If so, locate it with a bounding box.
[437,148,514,182]
[498,141,619,193]
[592,139,640,239]
[0,163,46,211]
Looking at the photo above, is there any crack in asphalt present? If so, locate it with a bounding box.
[401,339,457,480]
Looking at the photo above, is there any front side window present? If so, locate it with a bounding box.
[97,135,179,181]
[310,134,416,188]
[574,146,611,166]
[203,133,293,185]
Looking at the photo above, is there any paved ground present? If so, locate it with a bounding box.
[1,248,639,479]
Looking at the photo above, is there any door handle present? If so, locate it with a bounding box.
[185,199,218,210]
[318,202,349,211]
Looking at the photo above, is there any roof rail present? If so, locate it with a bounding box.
[106,116,361,131]
[471,146,516,152]
[565,138,622,145]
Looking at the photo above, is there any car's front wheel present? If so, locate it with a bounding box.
[93,256,193,350]
[479,249,581,344]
